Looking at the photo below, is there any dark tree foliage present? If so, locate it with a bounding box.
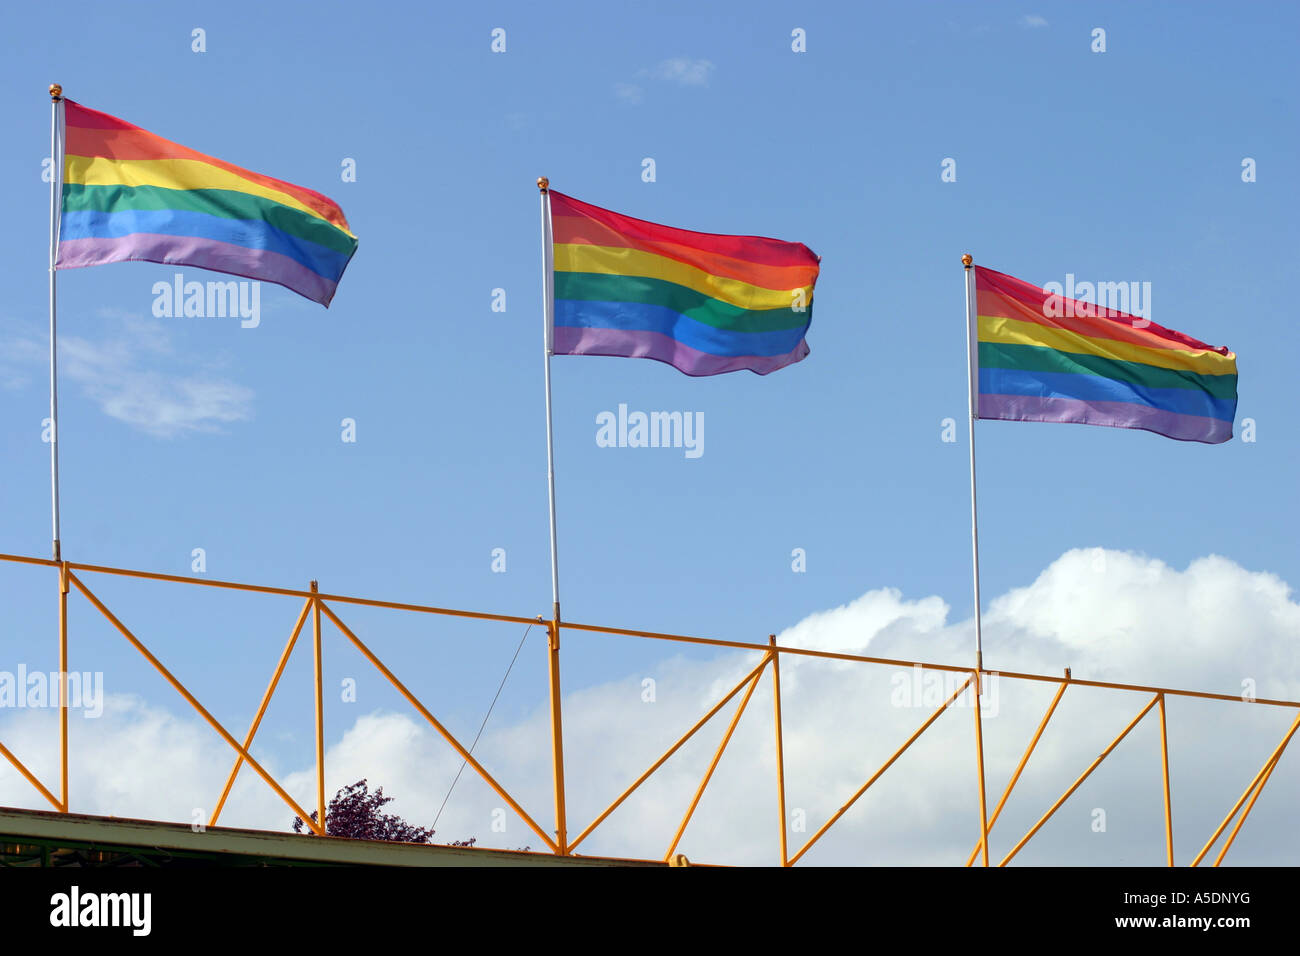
[292,779,437,843]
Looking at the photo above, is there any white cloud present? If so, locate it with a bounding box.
[651,57,715,87]
[0,317,46,390]
[2,548,1296,865]
[615,57,715,104]
[1021,15,1049,28]
[613,82,644,105]
[0,310,252,438]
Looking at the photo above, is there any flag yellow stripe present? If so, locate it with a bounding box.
[979,314,1236,376]
[555,243,812,311]
[64,155,355,238]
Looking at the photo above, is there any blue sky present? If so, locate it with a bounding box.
[0,1,1296,849]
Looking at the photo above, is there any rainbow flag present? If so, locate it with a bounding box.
[975,266,1237,444]
[548,190,820,376]
[55,99,357,307]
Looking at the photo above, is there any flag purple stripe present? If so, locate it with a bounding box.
[554,326,809,377]
[57,233,341,306]
[979,393,1233,444]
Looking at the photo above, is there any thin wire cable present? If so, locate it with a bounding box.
[432,622,534,830]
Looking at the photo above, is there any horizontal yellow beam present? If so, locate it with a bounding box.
[0,549,1293,712]
[0,552,539,626]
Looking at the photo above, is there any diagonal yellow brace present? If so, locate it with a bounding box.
[1213,751,1282,867]
[0,739,61,811]
[68,571,325,835]
[789,673,974,867]
[567,654,771,854]
[1192,706,1300,867]
[999,693,1159,867]
[966,677,1069,866]
[664,655,768,860]
[210,597,313,826]
[317,600,559,854]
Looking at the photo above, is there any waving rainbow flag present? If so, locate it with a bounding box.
[547,190,820,376]
[55,99,357,307]
[974,266,1237,444]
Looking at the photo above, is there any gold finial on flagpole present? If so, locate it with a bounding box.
[537,176,549,192]
[49,84,62,101]
[962,253,973,269]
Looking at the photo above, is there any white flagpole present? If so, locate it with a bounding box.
[964,252,992,868]
[537,176,569,854]
[962,253,982,673]
[49,84,64,562]
[538,177,560,622]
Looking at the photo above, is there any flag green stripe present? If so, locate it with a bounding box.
[979,342,1238,399]
[554,271,810,333]
[62,182,357,256]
